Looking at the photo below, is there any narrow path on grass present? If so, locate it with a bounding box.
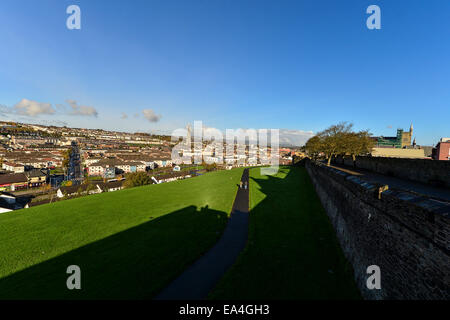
[154,169,249,300]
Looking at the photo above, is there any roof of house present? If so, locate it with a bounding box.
[59,184,91,194]
[116,161,145,166]
[25,169,47,178]
[0,192,31,209]
[59,180,123,194]
[0,197,15,210]
[3,162,24,167]
[0,173,28,184]
[96,180,124,189]
[89,158,122,167]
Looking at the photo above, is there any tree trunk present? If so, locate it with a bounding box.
[327,155,332,166]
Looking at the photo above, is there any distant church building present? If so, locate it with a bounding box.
[401,123,414,148]
[376,124,413,148]
[371,123,427,159]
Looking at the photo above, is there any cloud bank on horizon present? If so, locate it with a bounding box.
[279,129,315,146]
[1,98,99,118]
[179,125,314,147]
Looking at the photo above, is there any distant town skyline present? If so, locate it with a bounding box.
[1,0,449,146]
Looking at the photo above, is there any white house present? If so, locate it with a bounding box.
[2,162,25,173]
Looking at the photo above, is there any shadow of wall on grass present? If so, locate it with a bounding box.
[0,205,227,300]
[210,166,361,300]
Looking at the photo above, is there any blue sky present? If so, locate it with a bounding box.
[0,0,449,145]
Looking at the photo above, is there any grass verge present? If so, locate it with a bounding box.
[0,168,244,299]
[210,166,361,299]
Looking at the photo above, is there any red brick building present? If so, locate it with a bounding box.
[432,138,450,161]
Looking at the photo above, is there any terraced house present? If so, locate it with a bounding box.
[85,155,173,177]
[1,151,63,169]
[86,158,147,176]
[24,169,47,188]
[2,162,25,173]
[0,173,28,191]
[0,169,47,191]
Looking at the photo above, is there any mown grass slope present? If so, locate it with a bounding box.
[210,166,361,299]
[0,168,244,299]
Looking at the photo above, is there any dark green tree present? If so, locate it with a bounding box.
[123,172,152,188]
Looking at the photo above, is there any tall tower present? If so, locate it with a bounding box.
[401,123,414,148]
[186,123,192,147]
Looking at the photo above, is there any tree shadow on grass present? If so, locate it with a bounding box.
[210,166,361,300]
[0,205,227,300]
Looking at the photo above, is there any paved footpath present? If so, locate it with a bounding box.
[330,163,450,203]
[154,168,249,300]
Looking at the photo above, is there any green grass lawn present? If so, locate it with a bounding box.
[210,166,361,299]
[0,168,244,299]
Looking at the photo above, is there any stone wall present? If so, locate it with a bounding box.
[305,159,450,300]
[371,147,425,159]
[333,155,450,188]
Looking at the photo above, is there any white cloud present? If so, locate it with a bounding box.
[13,98,55,116]
[142,109,161,122]
[66,99,98,117]
[278,129,315,146]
